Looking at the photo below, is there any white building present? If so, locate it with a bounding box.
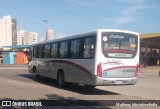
[46,28,54,40]
[0,15,17,47]
[17,30,25,45]
[22,32,38,45]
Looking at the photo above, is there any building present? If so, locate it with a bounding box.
[0,15,17,47]
[46,28,54,40]
[140,33,160,55]
[18,30,38,45]
[140,33,160,66]
[56,33,66,38]
[17,30,25,45]
[12,18,17,45]
[22,32,38,45]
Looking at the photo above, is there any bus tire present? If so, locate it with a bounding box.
[35,72,40,79]
[33,66,40,79]
[57,71,65,87]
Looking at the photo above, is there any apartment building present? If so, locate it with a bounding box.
[0,15,17,47]
[46,28,54,40]
[22,32,38,45]
[17,30,25,45]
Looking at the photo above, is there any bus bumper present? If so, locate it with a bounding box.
[94,76,137,86]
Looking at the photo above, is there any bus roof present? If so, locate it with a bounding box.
[32,30,97,46]
[32,29,139,46]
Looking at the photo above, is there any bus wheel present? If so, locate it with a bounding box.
[84,85,96,89]
[34,72,40,79]
[33,67,39,79]
[57,71,65,87]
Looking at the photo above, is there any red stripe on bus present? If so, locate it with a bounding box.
[45,60,92,77]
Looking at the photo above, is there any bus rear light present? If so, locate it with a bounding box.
[134,64,138,77]
[97,63,102,77]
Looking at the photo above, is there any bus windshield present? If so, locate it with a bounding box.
[101,32,138,58]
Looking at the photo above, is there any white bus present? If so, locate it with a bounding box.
[28,29,139,88]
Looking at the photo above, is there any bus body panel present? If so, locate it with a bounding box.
[93,30,139,85]
[30,58,95,85]
[47,59,95,84]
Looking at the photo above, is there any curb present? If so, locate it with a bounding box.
[0,64,28,67]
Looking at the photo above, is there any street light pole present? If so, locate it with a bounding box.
[43,19,48,41]
[43,19,48,28]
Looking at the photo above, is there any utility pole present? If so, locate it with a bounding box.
[43,19,48,41]
[43,19,48,28]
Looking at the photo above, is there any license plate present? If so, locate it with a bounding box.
[115,80,123,84]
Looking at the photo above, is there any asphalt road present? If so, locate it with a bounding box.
[99,68,160,100]
[0,66,160,108]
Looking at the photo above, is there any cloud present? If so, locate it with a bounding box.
[120,1,157,16]
[65,0,110,8]
[115,16,136,26]
[101,16,137,29]
[66,0,98,7]
[65,0,159,30]
[116,0,145,5]
[105,0,159,28]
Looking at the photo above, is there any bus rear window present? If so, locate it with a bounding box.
[101,32,138,58]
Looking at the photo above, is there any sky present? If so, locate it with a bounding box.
[0,0,160,41]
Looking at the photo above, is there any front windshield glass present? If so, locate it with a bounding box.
[101,32,138,58]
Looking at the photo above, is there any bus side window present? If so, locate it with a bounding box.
[83,37,95,59]
[28,47,33,61]
[59,41,68,58]
[38,45,44,58]
[33,46,38,58]
[44,44,51,58]
[51,43,58,58]
[70,39,80,58]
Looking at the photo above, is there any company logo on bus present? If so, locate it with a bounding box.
[109,34,124,39]
[122,69,135,73]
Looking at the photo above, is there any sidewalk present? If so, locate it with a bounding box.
[139,65,160,73]
[0,64,28,70]
[0,64,28,67]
